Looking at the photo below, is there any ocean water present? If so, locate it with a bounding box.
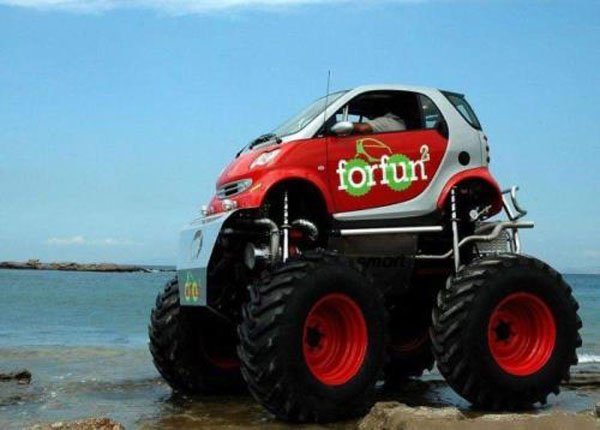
[0,269,599,429]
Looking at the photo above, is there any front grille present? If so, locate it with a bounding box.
[216,179,252,199]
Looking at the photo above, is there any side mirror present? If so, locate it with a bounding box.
[330,121,354,137]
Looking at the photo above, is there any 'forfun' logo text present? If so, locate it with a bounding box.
[336,138,431,197]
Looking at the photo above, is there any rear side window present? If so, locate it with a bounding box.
[443,91,482,130]
[418,94,443,129]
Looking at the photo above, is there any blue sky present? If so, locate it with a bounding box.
[0,0,599,271]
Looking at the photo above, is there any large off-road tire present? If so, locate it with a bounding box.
[431,254,582,409]
[149,277,243,394]
[238,250,386,423]
[385,299,435,386]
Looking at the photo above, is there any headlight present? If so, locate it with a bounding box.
[217,179,253,199]
[250,149,281,169]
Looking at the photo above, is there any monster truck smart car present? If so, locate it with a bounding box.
[149,85,581,422]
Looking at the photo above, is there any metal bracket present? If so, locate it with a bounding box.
[502,186,527,220]
[502,186,528,252]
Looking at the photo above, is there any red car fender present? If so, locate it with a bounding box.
[209,168,334,215]
[437,168,503,215]
[255,168,335,212]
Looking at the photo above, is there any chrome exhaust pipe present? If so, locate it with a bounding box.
[253,218,280,264]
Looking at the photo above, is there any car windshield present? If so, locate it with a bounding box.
[271,90,347,138]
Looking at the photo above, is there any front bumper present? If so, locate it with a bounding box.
[176,210,238,306]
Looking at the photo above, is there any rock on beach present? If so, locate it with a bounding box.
[28,418,124,430]
[359,402,600,430]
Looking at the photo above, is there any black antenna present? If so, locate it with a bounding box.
[321,70,331,134]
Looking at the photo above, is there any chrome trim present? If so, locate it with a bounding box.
[339,226,443,236]
[282,191,290,262]
[450,187,460,272]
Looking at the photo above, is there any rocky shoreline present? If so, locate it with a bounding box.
[21,402,600,430]
[0,259,173,273]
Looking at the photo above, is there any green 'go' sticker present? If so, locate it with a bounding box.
[385,154,413,192]
[344,158,371,197]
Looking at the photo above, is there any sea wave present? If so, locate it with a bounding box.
[578,354,600,363]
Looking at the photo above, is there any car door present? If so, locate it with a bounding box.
[326,91,448,214]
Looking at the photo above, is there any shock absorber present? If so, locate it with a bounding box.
[451,187,460,272]
[282,191,290,262]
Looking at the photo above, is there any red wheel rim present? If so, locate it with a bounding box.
[199,320,240,370]
[303,293,368,386]
[205,353,240,370]
[392,331,429,354]
[488,292,556,376]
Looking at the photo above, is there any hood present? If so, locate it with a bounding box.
[216,143,283,188]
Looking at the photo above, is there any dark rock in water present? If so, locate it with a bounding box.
[0,369,38,407]
[0,259,154,273]
[596,402,600,418]
[28,418,124,430]
[0,369,32,384]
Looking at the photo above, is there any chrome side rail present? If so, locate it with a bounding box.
[416,185,533,271]
[338,226,443,236]
[415,220,534,261]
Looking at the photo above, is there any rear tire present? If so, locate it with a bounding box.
[238,250,386,422]
[149,278,243,394]
[385,299,435,386]
[431,254,582,409]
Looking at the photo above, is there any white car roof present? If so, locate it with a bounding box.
[348,84,444,94]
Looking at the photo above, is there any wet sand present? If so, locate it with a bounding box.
[2,346,600,429]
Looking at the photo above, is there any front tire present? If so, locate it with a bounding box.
[149,278,243,394]
[431,255,582,409]
[238,250,386,422]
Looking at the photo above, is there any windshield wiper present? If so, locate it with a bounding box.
[250,133,282,148]
[236,133,282,158]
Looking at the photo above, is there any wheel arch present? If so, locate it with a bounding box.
[260,178,332,245]
[437,167,503,216]
[262,177,331,217]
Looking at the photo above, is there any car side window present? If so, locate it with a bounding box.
[329,91,444,135]
[418,94,444,129]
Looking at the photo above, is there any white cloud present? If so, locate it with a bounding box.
[47,235,86,245]
[47,235,139,246]
[0,0,428,14]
